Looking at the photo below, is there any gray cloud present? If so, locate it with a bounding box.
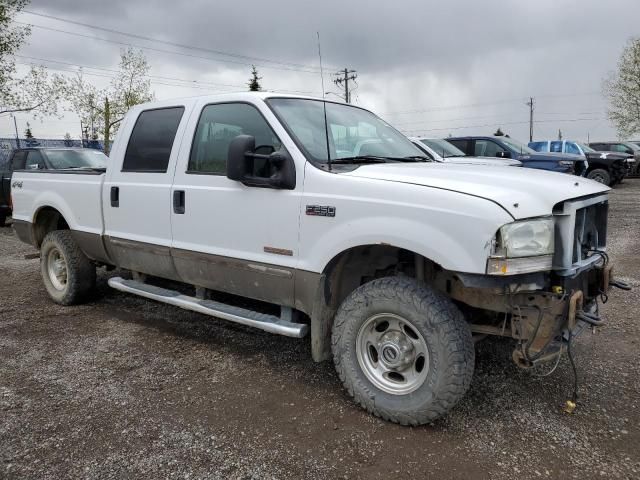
[4,0,639,142]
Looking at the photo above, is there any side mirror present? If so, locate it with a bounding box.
[496,150,511,159]
[227,135,296,190]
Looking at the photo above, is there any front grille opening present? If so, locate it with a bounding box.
[572,202,608,263]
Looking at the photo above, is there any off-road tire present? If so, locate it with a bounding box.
[587,168,611,186]
[331,277,474,425]
[0,214,6,227]
[40,230,96,305]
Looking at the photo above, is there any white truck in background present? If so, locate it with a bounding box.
[11,93,628,425]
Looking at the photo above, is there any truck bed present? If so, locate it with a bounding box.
[11,170,106,238]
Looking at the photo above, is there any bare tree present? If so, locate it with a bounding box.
[64,48,153,153]
[604,37,640,138]
[0,0,63,116]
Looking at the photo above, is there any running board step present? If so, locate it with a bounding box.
[107,277,308,338]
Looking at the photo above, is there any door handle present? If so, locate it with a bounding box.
[173,190,185,214]
[110,186,119,207]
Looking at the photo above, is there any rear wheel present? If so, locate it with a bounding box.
[0,214,5,227]
[40,230,96,305]
[587,168,611,186]
[331,277,474,425]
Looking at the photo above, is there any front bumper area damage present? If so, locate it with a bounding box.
[447,262,629,368]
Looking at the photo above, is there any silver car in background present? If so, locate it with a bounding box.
[411,137,522,166]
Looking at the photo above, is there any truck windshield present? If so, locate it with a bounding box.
[267,98,424,164]
[419,138,465,157]
[43,149,108,169]
[500,137,537,155]
[577,143,596,153]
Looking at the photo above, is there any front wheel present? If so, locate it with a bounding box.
[587,168,611,186]
[40,230,96,305]
[331,277,474,425]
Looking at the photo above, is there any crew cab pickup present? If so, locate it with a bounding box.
[11,93,628,425]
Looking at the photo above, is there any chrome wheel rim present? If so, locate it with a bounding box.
[356,313,429,395]
[47,247,68,291]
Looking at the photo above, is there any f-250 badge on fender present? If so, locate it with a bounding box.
[12,181,22,189]
[306,205,336,217]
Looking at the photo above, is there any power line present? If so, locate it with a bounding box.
[17,21,323,74]
[382,98,524,116]
[15,61,232,93]
[401,117,604,135]
[381,92,602,116]
[15,56,322,96]
[16,55,247,89]
[21,10,332,72]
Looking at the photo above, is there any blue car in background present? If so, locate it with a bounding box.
[446,135,586,175]
[529,139,632,186]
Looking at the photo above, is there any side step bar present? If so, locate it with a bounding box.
[107,277,308,338]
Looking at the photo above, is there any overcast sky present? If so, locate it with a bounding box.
[2,0,640,143]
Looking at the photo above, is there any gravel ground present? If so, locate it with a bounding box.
[1,180,639,479]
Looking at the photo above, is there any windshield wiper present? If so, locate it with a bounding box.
[331,155,430,165]
[330,155,395,164]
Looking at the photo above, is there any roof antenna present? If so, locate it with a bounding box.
[317,31,332,171]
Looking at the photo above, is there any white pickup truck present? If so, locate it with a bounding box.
[11,93,627,425]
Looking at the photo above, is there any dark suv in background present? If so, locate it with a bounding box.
[446,136,587,175]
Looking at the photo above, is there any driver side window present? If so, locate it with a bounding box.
[188,103,282,176]
[474,140,503,157]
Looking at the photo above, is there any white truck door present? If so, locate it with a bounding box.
[103,104,189,279]
[170,100,302,306]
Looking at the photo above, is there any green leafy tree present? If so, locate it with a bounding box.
[64,48,153,153]
[604,37,640,138]
[248,65,262,91]
[0,0,63,116]
[24,122,33,138]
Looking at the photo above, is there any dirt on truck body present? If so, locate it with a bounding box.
[1,180,639,479]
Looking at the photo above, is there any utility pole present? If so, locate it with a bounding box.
[333,68,357,103]
[526,97,535,142]
[12,115,20,149]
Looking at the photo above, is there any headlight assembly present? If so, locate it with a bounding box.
[487,218,555,275]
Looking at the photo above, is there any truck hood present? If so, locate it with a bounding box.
[342,163,609,219]
[585,151,631,161]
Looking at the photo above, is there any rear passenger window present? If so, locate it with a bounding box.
[122,107,185,172]
[447,139,468,153]
[550,141,563,153]
[188,103,281,175]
